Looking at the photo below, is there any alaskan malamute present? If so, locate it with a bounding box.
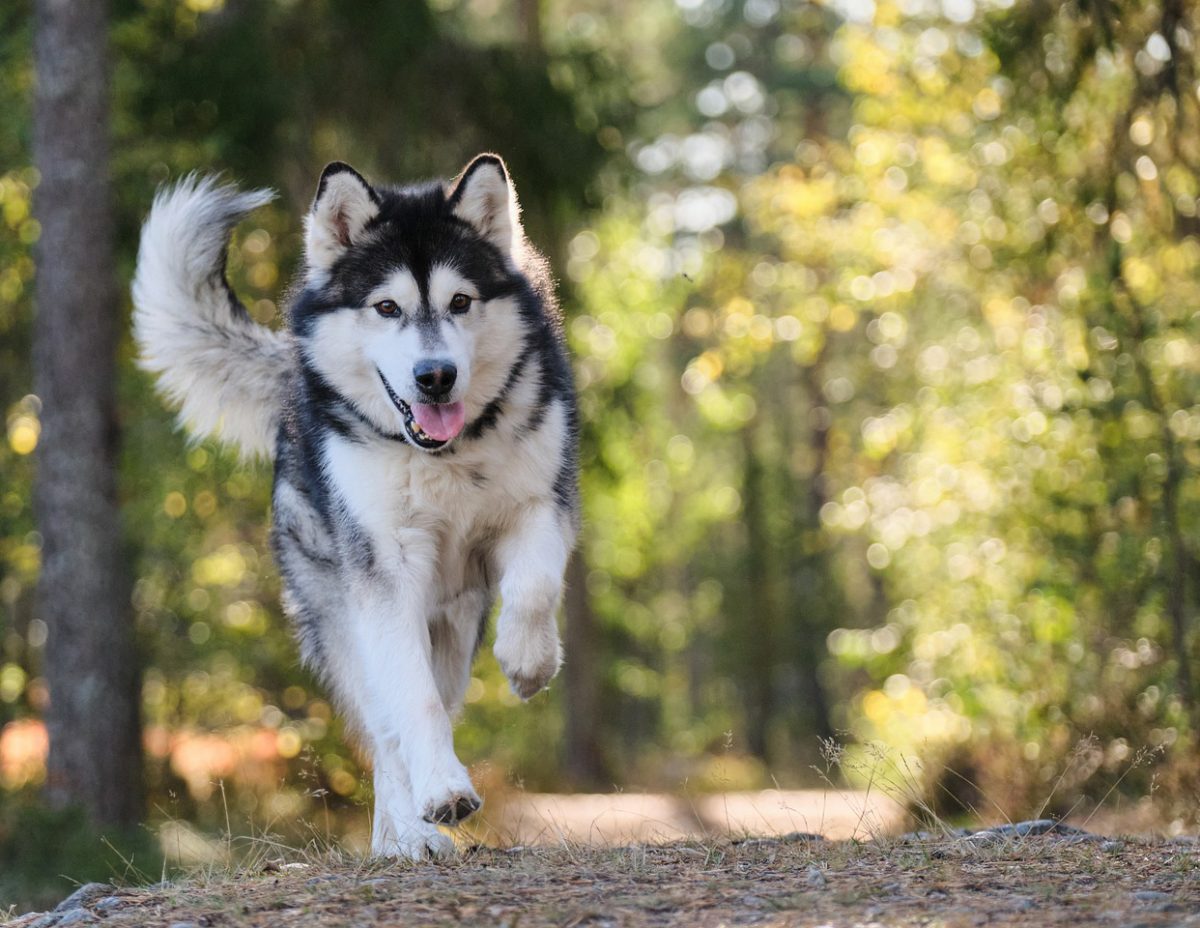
[132,156,579,858]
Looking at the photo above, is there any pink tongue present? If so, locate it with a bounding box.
[411,402,466,442]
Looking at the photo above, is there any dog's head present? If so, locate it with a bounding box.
[293,155,533,452]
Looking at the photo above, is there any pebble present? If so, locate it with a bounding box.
[806,866,827,888]
[1102,840,1125,853]
[167,922,201,928]
[1133,890,1173,903]
[53,884,113,913]
[780,831,826,843]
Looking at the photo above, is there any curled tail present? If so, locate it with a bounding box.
[132,176,291,459]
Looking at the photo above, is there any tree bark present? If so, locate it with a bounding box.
[32,0,142,828]
[740,421,777,760]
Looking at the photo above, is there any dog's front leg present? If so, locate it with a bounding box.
[344,548,480,851]
[371,752,456,860]
[493,504,575,699]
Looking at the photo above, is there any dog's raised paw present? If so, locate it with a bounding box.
[423,793,481,826]
[493,617,562,701]
[506,670,553,700]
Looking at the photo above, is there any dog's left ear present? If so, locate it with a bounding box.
[449,154,521,255]
[305,162,380,272]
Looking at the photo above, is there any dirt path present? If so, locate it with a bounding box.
[8,832,1198,928]
[471,788,905,846]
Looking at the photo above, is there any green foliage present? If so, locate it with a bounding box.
[0,796,161,913]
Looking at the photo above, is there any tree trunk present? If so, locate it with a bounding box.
[562,550,608,786]
[32,0,142,828]
[740,421,777,760]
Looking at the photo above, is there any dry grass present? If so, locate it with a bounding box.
[7,832,1199,928]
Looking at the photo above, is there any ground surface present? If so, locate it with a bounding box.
[7,830,1199,928]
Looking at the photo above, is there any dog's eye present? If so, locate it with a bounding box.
[374,300,400,317]
[449,293,472,314]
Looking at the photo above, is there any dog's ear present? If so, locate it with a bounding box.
[305,162,380,272]
[448,154,521,255]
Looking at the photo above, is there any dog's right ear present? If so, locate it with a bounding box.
[305,162,380,272]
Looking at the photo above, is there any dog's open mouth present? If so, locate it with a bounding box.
[378,371,465,450]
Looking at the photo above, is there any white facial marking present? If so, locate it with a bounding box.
[428,263,478,310]
[368,268,422,312]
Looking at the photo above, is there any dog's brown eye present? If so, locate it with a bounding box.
[449,293,472,314]
[374,300,400,317]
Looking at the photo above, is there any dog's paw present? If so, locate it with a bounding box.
[371,819,457,861]
[493,614,562,700]
[424,792,481,826]
[411,764,482,828]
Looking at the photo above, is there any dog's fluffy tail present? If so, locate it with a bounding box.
[132,175,292,459]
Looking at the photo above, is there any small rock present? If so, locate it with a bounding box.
[806,866,827,888]
[901,828,971,841]
[1102,840,1125,853]
[993,820,1088,838]
[1133,890,1172,904]
[167,922,200,928]
[54,884,113,913]
[55,912,98,927]
[960,831,1001,846]
[28,915,61,928]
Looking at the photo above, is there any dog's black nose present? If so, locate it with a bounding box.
[414,359,457,397]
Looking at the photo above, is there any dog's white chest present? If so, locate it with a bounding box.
[323,435,498,569]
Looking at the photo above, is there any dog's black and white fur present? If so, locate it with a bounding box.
[132,155,579,858]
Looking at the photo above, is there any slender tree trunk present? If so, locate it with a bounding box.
[741,421,777,760]
[793,358,835,744]
[32,0,142,828]
[563,551,607,786]
[516,0,542,51]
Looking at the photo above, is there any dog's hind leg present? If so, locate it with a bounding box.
[430,588,490,716]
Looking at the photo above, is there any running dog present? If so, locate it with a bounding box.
[132,155,579,858]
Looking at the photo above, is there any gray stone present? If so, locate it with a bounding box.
[901,827,972,841]
[806,866,827,888]
[94,896,130,913]
[54,912,98,927]
[1102,840,1126,853]
[1133,890,1173,903]
[54,884,113,913]
[166,922,200,928]
[960,830,1002,846]
[991,819,1088,838]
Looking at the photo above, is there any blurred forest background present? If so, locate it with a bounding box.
[3,0,1200,908]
